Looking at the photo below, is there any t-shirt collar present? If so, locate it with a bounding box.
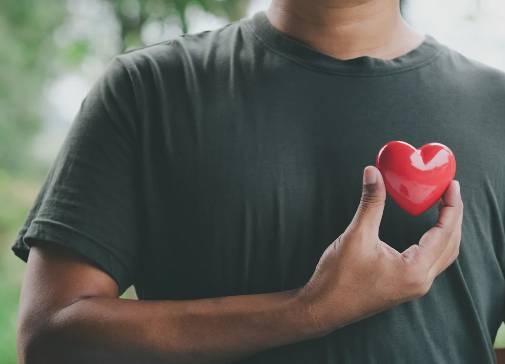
[242,10,444,76]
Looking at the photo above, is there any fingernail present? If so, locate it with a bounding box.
[363,166,377,185]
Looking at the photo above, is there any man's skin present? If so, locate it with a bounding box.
[267,0,425,60]
[16,1,464,363]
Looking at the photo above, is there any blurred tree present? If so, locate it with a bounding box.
[0,0,66,177]
[0,0,252,178]
[108,0,250,51]
[1,2,251,362]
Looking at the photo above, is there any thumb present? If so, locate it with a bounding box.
[349,165,387,235]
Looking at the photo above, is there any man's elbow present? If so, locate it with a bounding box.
[17,310,62,364]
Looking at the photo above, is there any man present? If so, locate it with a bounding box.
[14,0,505,362]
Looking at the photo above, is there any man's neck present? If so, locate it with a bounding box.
[266,0,425,60]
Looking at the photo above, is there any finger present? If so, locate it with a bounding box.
[348,165,387,237]
[417,180,463,275]
[434,180,462,231]
[437,231,461,272]
[401,243,420,262]
[432,197,464,275]
[429,180,463,272]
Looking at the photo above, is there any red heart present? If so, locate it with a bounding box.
[375,141,456,216]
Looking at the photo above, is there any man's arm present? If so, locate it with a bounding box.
[17,166,463,364]
[17,242,318,364]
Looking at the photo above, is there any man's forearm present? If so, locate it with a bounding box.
[22,287,324,364]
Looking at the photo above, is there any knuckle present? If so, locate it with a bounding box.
[411,274,432,298]
[330,234,344,251]
[360,192,385,207]
[402,265,432,298]
[415,279,432,298]
[449,246,461,263]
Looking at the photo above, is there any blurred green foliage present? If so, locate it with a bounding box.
[0,0,66,177]
[110,0,250,50]
[0,169,39,363]
[0,0,248,362]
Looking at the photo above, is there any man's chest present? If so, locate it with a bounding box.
[136,81,505,302]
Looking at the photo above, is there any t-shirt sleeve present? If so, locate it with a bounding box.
[11,55,141,295]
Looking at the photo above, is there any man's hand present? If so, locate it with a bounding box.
[297,165,463,336]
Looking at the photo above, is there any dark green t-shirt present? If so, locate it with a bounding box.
[12,10,505,364]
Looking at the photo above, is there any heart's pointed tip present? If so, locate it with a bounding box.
[407,210,425,217]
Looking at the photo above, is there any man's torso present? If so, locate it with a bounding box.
[119,11,505,363]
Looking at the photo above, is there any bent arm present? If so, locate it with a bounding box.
[17,242,321,364]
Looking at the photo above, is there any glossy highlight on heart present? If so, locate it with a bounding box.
[375,141,456,216]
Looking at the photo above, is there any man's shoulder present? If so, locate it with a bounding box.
[113,17,249,77]
[438,41,505,93]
